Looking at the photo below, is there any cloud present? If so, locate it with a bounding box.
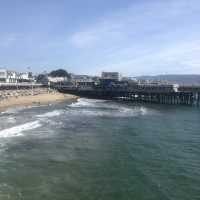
[1,0,200,75]
[100,41,200,75]
[69,0,199,48]
[69,20,123,48]
[68,0,200,75]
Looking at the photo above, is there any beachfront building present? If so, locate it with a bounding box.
[20,72,30,81]
[0,69,35,83]
[19,72,34,83]
[0,69,20,83]
[0,69,8,82]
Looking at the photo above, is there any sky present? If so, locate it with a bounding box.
[0,0,200,76]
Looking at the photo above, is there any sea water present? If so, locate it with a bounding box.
[0,98,199,199]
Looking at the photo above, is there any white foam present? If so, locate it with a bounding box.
[68,98,152,118]
[69,98,123,112]
[67,105,149,118]
[140,107,148,115]
[0,121,41,138]
[27,104,49,109]
[37,110,63,118]
[7,117,16,123]
[111,106,147,117]
[69,98,107,108]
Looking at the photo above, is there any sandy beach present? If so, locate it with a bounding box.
[0,91,78,112]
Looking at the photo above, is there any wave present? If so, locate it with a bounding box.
[69,98,124,112]
[69,98,109,108]
[118,106,147,117]
[72,107,147,117]
[67,98,152,118]
[36,110,63,118]
[0,121,41,138]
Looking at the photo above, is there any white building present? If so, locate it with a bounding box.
[70,74,94,83]
[0,69,8,82]
[0,69,20,83]
[19,72,34,82]
[101,72,121,81]
[48,76,68,83]
[20,72,29,80]
[0,69,34,83]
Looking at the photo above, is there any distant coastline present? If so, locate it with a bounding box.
[136,74,200,85]
[0,88,78,112]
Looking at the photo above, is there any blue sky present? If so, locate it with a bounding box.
[0,0,200,76]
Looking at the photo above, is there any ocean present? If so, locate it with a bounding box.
[0,98,199,200]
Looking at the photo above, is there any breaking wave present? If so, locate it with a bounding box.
[0,121,41,138]
[69,98,107,108]
[67,107,147,117]
[68,98,151,117]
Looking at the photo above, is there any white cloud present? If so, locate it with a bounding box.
[68,0,200,75]
[101,41,200,75]
[69,0,199,48]
[69,20,123,49]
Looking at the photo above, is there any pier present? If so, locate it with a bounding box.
[56,84,200,106]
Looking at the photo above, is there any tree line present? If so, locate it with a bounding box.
[36,69,70,83]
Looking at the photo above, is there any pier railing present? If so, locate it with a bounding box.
[0,83,43,90]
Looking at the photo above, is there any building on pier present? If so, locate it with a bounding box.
[135,83,179,93]
[70,74,95,88]
[101,72,121,81]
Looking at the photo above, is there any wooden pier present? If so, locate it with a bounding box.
[56,85,200,106]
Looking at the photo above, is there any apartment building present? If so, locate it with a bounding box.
[0,69,34,83]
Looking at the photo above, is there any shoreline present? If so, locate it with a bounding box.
[0,91,78,112]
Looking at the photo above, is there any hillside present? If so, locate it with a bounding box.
[136,75,200,85]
